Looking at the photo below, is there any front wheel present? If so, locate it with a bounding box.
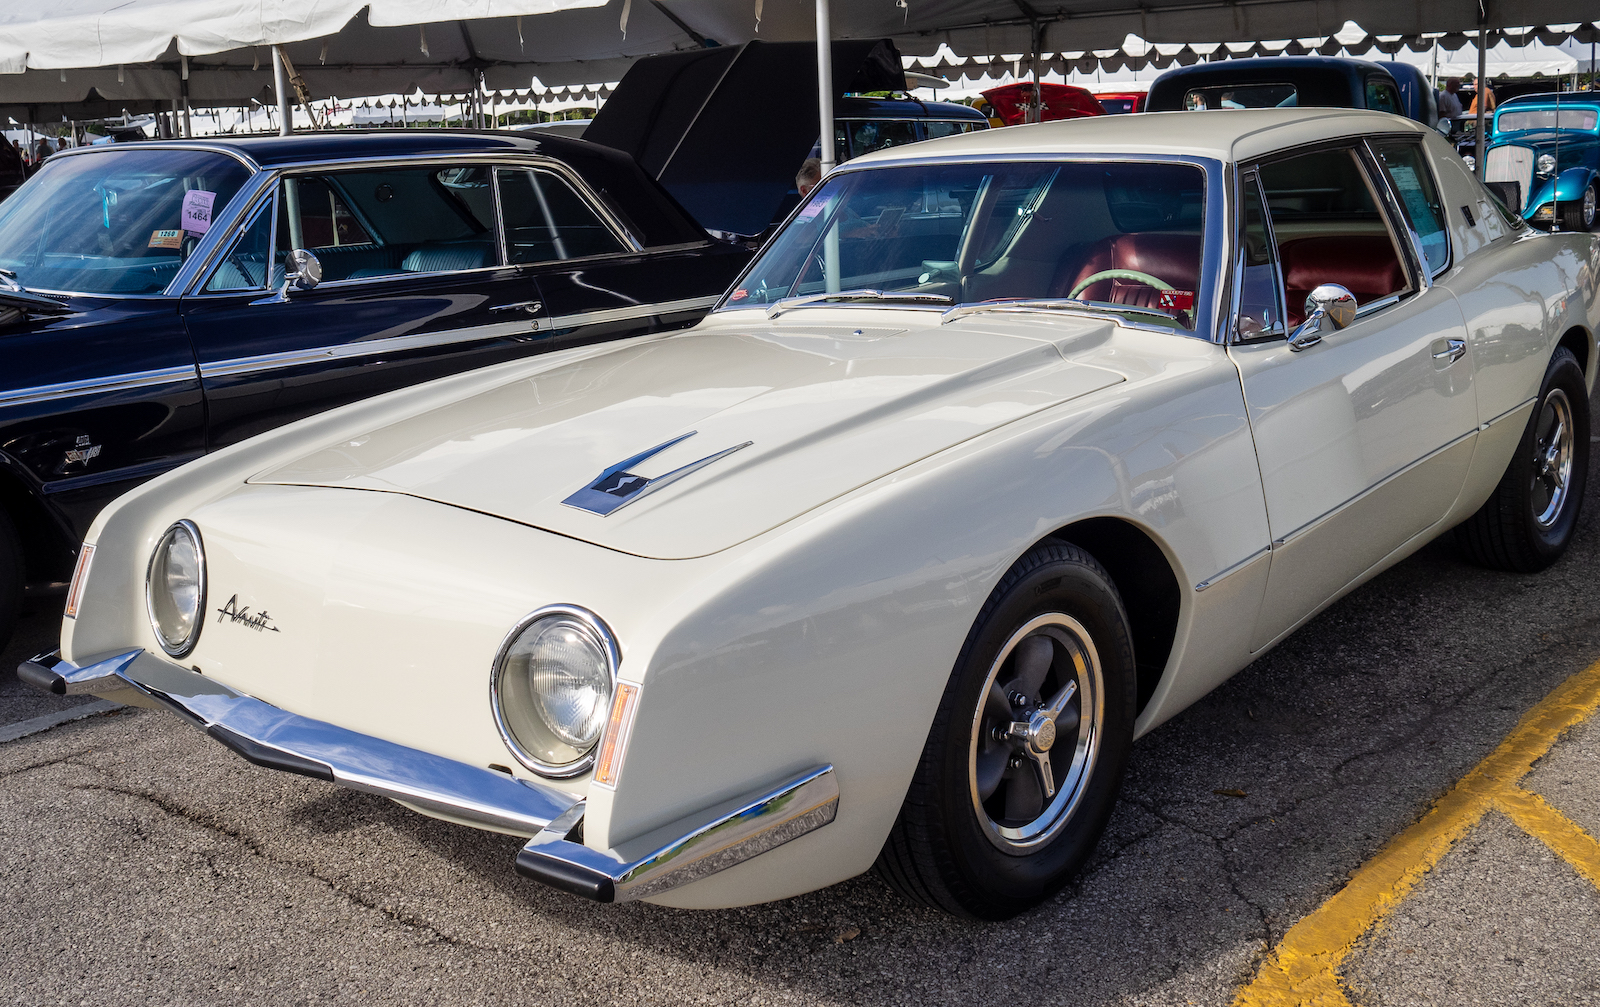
[875,542,1136,919]
[1455,346,1590,572]
[1557,182,1598,233]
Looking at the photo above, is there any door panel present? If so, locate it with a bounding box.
[1231,147,1478,651]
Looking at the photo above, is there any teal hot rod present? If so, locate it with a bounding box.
[1483,94,1600,231]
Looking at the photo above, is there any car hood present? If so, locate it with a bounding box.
[251,313,1124,559]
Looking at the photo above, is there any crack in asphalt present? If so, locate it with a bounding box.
[68,780,511,956]
[0,747,97,780]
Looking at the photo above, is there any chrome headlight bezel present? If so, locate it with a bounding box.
[490,604,620,779]
[1536,153,1557,177]
[145,520,207,658]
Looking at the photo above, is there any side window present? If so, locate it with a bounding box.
[1236,173,1285,340]
[845,120,919,158]
[1365,79,1403,115]
[1258,147,1409,326]
[1185,84,1297,110]
[203,196,274,292]
[496,168,627,264]
[924,120,980,140]
[275,167,497,282]
[1371,141,1450,274]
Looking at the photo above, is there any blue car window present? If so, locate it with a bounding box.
[0,148,250,294]
[496,168,626,264]
[923,120,981,140]
[203,197,274,292]
[1365,78,1403,115]
[1372,141,1450,275]
[1497,108,1599,132]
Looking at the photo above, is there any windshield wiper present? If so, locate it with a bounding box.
[0,269,72,319]
[765,289,953,319]
[940,298,1177,327]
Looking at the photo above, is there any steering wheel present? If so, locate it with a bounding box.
[1068,268,1172,300]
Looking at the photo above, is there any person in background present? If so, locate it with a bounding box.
[796,157,822,199]
[1436,77,1464,122]
[34,138,53,163]
[1468,80,1497,116]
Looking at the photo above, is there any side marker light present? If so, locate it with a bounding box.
[594,681,640,788]
[65,544,95,619]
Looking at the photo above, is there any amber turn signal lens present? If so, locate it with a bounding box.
[64,544,95,619]
[594,681,640,788]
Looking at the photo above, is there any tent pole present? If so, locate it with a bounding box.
[273,45,292,136]
[1474,27,1486,179]
[816,0,835,175]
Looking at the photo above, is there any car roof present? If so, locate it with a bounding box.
[1499,93,1600,109]
[845,107,1430,167]
[835,96,987,120]
[88,129,601,170]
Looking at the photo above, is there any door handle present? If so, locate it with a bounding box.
[1431,338,1467,365]
[490,300,543,315]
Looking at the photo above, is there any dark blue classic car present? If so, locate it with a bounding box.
[1146,56,1424,124]
[1483,94,1600,231]
[0,130,753,646]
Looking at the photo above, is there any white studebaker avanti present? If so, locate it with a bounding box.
[25,109,1596,919]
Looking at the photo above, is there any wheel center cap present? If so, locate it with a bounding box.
[1027,712,1057,754]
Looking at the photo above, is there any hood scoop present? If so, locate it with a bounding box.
[563,432,752,516]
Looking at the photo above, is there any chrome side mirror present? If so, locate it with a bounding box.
[1287,283,1356,351]
[283,248,322,294]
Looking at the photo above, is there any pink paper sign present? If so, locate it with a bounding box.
[180,190,216,234]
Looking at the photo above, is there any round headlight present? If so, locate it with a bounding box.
[491,606,618,777]
[146,521,206,657]
[1536,153,1557,177]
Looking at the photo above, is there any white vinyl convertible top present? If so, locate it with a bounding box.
[851,108,1433,168]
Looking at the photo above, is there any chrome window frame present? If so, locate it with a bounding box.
[1231,134,1434,345]
[492,164,634,268]
[712,151,1229,344]
[176,151,648,298]
[1227,167,1291,345]
[196,185,280,294]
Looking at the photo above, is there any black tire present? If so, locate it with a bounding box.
[0,508,21,653]
[1557,182,1598,233]
[1455,347,1590,573]
[875,542,1136,919]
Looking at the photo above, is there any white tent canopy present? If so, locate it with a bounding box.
[2,0,1597,125]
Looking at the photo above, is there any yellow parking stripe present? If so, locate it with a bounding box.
[1497,788,1600,889]
[1234,658,1600,1007]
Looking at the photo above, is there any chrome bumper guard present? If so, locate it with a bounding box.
[21,649,839,903]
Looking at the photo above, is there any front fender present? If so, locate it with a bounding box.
[1553,166,1598,204]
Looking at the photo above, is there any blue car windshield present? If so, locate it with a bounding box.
[722,160,1206,329]
[0,149,252,294]
[1497,108,1599,133]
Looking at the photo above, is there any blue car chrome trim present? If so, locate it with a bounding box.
[0,365,198,408]
[18,649,581,837]
[516,765,839,903]
[562,430,754,516]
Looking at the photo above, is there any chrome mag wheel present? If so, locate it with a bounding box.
[1531,387,1574,529]
[968,613,1104,853]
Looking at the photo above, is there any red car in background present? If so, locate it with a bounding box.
[1095,91,1148,114]
[979,82,1104,125]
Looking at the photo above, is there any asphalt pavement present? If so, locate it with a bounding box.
[3,388,1600,1006]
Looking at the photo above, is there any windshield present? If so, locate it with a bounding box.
[723,160,1206,328]
[1496,108,1599,133]
[0,149,252,294]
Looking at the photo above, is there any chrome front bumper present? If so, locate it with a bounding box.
[20,649,837,904]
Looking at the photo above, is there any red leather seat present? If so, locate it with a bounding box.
[1055,233,1202,310]
[1279,235,1405,326]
